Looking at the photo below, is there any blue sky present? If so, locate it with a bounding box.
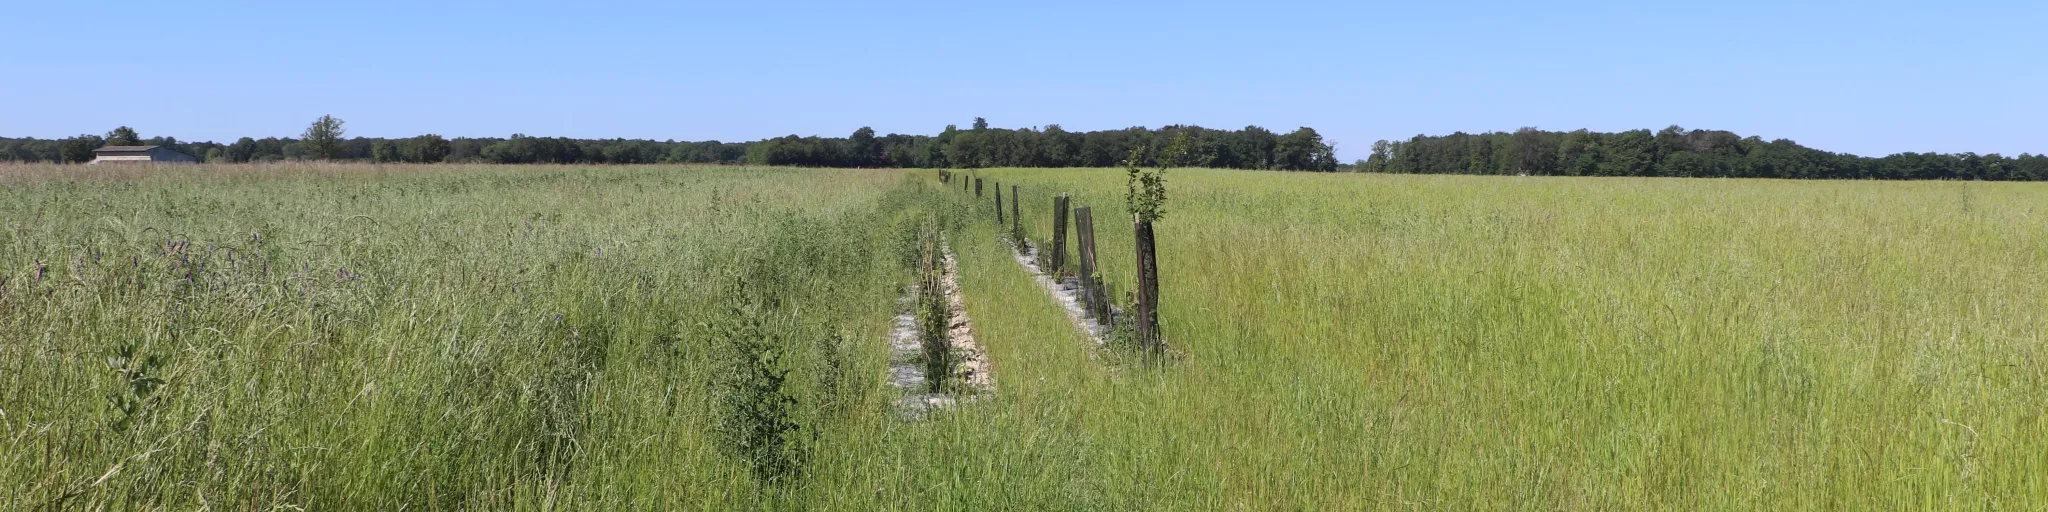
[3,0,2042,160]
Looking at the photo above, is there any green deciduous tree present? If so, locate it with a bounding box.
[371,140,399,163]
[105,126,141,146]
[301,115,346,160]
[228,137,259,162]
[406,134,451,163]
[61,135,103,163]
[848,127,878,167]
[1274,127,1337,171]
[1365,140,1392,172]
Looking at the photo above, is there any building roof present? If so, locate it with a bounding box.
[94,145,160,153]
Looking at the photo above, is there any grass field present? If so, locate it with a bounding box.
[3,163,2045,509]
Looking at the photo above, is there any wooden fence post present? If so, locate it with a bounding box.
[1051,194,1069,273]
[1074,206,1107,324]
[974,178,982,197]
[1133,213,1160,349]
[1011,185,1021,234]
[995,183,1004,224]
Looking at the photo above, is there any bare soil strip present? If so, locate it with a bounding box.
[886,234,991,417]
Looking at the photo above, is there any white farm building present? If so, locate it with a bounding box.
[89,145,198,165]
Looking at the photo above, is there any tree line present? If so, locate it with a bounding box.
[0,130,749,166]
[0,116,1339,171]
[1362,126,2048,181]
[746,119,1336,170]
[12,119,2041,180]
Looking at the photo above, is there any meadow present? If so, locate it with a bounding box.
[977,168,2048,509]
[3,163,2045,509]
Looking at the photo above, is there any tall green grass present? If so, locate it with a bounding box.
[0,164,941,509]
[956,168,2048,508]
[6,163,2045,509]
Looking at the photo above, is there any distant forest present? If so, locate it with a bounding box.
[11,121,2041,180]
[1365,127,2048,181]
[0,117,1340,171]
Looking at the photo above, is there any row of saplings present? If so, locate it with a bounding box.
[706,148,1183,499]
[707,144,1186,499]
[936,133,1181,360]
[911,215,958,392]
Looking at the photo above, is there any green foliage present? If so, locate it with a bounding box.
[481,134,582,164]
[226,137,259,162]
[102,341,165,433]
[1125,133,1183,222]
[58,134,101,163]
[1272,127,1337,172]
[891,217,926,270]
[811,331,855,415]
[370,140,399,163]
[1365,140,1392,172]
[105,126,141,146]
[16,121,2045,178]
[404,134,452,163]
[1,119,1349,170]
[1379,125,2048,180]
[917,256,952,394]
[300,115,346,160]
[706,297,808,487]
[848,126,879,167]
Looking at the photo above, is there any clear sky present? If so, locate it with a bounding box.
[4,0,2042,160]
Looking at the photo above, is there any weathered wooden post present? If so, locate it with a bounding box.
[974,178,982,197]
[1133,212,1159,348]
[1010,185,1021,234]
[1051,194,1069,273]
[994,182,1004,224]
[1074,206,1107,324]
[1124,134,1180,351]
